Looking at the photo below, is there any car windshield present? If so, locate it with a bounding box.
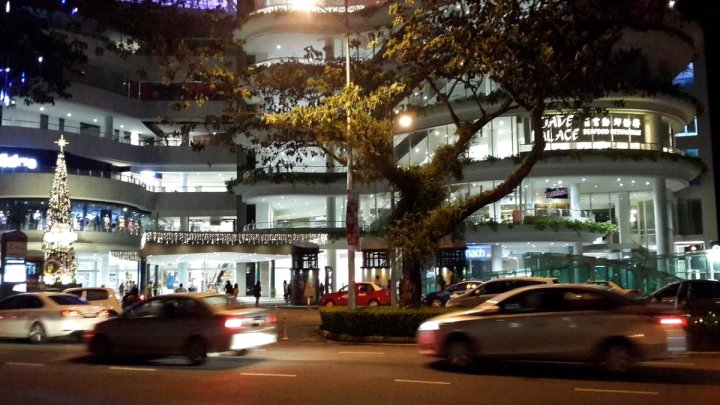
[49,295,88,305]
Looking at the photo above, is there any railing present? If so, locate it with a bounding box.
[0,222,143,236]
[243,220,347,231]
[519,141,684,155]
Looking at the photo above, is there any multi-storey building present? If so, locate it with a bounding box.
[0,0,715,299]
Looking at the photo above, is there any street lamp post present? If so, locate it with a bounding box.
[342,0,357,310]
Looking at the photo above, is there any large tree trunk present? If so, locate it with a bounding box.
[399,253,424,307]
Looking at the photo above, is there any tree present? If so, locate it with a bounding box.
[253,0,693,306]
[43,136,78,286]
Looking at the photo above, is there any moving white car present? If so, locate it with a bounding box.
[86,293,277,365]
[0,292,111,343]
[64,287,123,315]
[418,284,687,372]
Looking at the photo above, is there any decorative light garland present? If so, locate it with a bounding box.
[143,231,328,246]
[110,251,140,261]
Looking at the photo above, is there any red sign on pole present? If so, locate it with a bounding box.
[346,191,359,249]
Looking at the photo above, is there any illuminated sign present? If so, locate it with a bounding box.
[0,153,37,169]
[542,114,644,143]
[466,245,491,259]
[545,187,568,199]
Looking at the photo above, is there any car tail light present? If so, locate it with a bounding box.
[61,309,81,317]
[266,314,277,324]
[83,330,96,341]
[225,317,244,329]
[657,315,687,328]
[99,309,111,318]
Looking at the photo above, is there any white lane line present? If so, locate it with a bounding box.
[395,379,451,385]
[575,388,659,396]
[338,351,384,355]
[241,372,296,378]
[6,362,45,367]
[109,366,157,372]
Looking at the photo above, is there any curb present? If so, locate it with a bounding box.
[319,328,416,344]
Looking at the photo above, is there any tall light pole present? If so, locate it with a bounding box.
[343,0,357,310]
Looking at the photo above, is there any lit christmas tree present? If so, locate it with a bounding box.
[42,135,78,285]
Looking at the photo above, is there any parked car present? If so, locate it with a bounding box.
[417,284,687,372]
[0,292,111,343]
[422,281,484,307]
[585,280,640,297]
[86,293,277,365]
[445,277,558,308]
[321,282,390,307]
[64,287,123,315]
[646,279,720,314]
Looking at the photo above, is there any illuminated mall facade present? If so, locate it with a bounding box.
[0,0,716,298]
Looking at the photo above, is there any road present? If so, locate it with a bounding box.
[0,308,718,405]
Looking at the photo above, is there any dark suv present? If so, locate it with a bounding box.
[646,280,720,314]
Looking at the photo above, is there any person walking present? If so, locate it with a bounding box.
[282,280,289,304]
[224,280,234,295]
[233,283,239,300]
[251,281,262,307]
[175,283,187,293]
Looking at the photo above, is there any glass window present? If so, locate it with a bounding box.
[677,199,703,235]
[49,295,88,306]
[125,299,164,318]
[86,289,109,301]
[562,290,615,311]
[501,290,564,313]
[656,283,679,299]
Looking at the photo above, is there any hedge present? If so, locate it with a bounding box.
[319,307,453,337]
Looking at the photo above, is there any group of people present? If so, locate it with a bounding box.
[121,279,264,309]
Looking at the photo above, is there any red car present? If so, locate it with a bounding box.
[321,282,390,307]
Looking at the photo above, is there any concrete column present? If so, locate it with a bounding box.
[178,263,188,288]
[644,113,662,149]
[236,196,247,232]
[493,202,502,222]
[326,196,336,227]
[180,217,189,232]
[569,183,581,219]
[653,178,669,256]
[616,192,632,244]
[573,243,584,256]
[255,202,270,229]
[491,244,503,273]
[181,173,188,192]
[326,249,337,292]
[104,115,113,139]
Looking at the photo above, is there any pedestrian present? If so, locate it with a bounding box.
[175,283,187,293]
[374,274,382,288]
[251,281,262,307]
[283,280,289,304]
[233,283,239,300]
[122,287,141,309]
[436,274,446,292]
[224,280,234,295]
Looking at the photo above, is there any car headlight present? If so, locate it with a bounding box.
[418,321,441,331]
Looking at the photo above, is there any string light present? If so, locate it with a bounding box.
[142,232,329,247]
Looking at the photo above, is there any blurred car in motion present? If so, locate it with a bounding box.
[646,279,720,314]
[445,277,558,308]
[417,284,687,372]
[64,287,123,315]
[421,281,484,307]
[321,282,390,307]
[86,293,277,365]
[0,292,111,343]
[585,280,640,297]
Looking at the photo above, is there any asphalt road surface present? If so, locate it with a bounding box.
[0,308,718,405]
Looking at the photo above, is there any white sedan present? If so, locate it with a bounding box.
[0,292,111,343]
[418,284,687,372]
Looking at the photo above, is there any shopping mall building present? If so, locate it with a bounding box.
[0,0,716,299]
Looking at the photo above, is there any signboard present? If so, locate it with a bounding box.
[545,187,569,199]
[0,153,37,169]
[542,113,644,143]
[465,245,491,259]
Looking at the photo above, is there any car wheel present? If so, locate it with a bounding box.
[324,301,334,307]
[186,338,207,366]
[598,342,636,373]
[92,335,114,363]
[431,298,443,307]
[29,323,47,344]
[368,299,379,307]
[446,338,475,369]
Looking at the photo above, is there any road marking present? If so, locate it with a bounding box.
[395,379,451,385]
[241,372,296,378]
[575,388,659,396]
[109,366,157,372]
[6,362,45,367]
[338,351,384,355]
[642,361,695,366]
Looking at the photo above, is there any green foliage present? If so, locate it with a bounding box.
[320,307,454,337]
[466,217,617,236]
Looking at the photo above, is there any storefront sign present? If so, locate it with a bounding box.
[545,187,569,199]
[0,153,37,169]
[466,245,491,259]
[542,114,644,143]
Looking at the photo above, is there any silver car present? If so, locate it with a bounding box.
[418,284,687,372]
[445,277,558,308]
[0,292,111,343]
[86,293,277,365]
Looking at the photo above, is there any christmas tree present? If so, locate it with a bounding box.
[42,135,78,285]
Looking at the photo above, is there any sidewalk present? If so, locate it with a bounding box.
[236,296,325,342]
